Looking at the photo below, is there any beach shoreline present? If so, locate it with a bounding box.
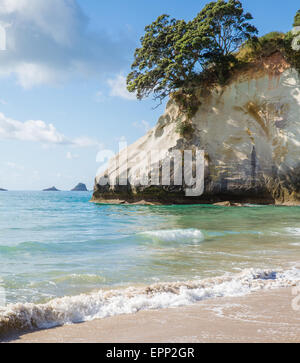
[4,287,300,343]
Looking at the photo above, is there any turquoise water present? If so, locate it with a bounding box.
[0,191,300,306]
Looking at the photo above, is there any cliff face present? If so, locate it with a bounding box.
[93,53,300,205]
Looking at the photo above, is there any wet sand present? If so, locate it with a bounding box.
[4,287,300,343]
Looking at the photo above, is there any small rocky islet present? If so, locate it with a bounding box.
[71,183,88,192]
[42,184,88,192]
[43,186,60,192]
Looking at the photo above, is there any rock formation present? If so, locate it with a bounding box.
[43,186,60,192]
[93,53,300,205]
[71,183,88,191]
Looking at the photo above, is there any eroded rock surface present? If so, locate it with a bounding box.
[93,54,300,205]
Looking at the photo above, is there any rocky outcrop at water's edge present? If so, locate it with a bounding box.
[93,53,300,206]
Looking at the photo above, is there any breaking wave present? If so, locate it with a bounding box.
[140,229,205,243]
[286,228,300,236]
[1,267,299,339]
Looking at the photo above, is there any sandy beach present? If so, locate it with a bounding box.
[4,287,300,343]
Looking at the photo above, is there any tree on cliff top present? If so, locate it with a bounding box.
[127,15,201,102]
[294,10,300,27]
[127,0,258,102]
[193,0,257,56]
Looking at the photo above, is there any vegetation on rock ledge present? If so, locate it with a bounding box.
[294,10,300,27]
[127,0,257,104]
[238,30,300,75]
[126,1,300,136]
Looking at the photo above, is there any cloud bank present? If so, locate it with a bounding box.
[0,112,98,147]
[0,0,132,88]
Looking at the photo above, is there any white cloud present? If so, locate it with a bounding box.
[0,0,85,46]
[107,74,136,100]
[0,112,99,147]
[0,0,132,88]
[14,63,59,89]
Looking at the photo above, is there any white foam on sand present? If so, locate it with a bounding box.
[1,267,299,337]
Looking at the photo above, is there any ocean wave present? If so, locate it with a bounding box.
[140,229,205,243]
[1,267,299,339]
[286,228,300,236]
[0,238,123,254]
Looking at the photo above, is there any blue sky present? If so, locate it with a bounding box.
[0,0,299,190]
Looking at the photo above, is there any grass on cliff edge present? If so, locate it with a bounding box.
[237,31,300,70]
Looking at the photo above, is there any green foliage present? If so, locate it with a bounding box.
[175,121,195,137]
[127,15,195,102]
[127,0,258,103]
[237,30,300,75]
[127,1,300,139]
[283,32,300,74]
[192,0,258,56]
[257,31,286,53]
[294,10,300,26]
[237,32,285,62]
[172,90,200,119]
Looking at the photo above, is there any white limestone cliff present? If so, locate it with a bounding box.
[93,53,300,205]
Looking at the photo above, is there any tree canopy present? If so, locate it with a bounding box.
[127,0,258,102]
[294,10,300,27]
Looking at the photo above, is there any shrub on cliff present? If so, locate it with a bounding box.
[237,29,300,74]
[294,10,300,26]
[283,32,300,73]
[175,120,195,137]
[127,0,258,103]
[237,32,285,62]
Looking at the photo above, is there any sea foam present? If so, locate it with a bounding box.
[1,267,299,338]
[286,228,300,236]
[140,229,205,243]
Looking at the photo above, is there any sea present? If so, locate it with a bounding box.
[0,191,299,335]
